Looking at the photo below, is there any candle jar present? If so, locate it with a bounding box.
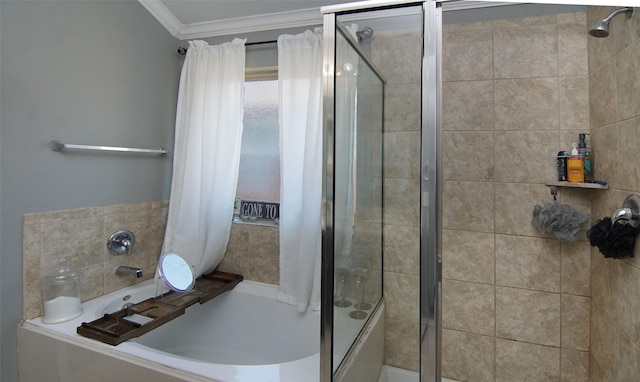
[41,260,83,323]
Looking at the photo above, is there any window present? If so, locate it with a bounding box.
[235,79,280,222]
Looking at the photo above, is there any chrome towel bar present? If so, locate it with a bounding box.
[51,140,169,156]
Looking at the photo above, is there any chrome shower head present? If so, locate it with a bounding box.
[589,7,634,38]
[589,19,611,38]
[356,27,373,42]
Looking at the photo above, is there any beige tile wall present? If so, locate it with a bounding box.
[371,29,422,371]
[22,201,169,320]
[217,223,279,285]
[588,6,640,381]
[22,202,279,320]
[369,12,595,378]
[441,12,592,382]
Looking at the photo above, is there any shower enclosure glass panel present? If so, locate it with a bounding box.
[331,23,384,372]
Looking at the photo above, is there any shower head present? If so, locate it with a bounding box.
[356,27,374,42]
[589,7,634,38]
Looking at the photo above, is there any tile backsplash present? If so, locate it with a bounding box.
[217,222,279,285]
[22,201,168,320]
[21,201,281,321]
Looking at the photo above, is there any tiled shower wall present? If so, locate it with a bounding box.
[588,6,640,381]
[371,29,422,371]
[440,12,592,381]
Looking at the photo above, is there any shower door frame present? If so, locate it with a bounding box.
[420,1,442,382]
[321,8,389,380]
[321,1,442,382]
[320,13,336,382]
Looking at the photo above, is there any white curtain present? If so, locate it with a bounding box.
[277,29,323,312]
[162,39,246,277]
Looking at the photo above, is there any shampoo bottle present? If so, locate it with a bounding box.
[567,143,584,183]
[556,151,569,181]
[578,133,592,181]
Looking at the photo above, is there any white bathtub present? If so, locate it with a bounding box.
[19,279,319,382]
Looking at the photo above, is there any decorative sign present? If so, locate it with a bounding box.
[239,200,280,221]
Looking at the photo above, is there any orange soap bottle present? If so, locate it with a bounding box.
[567,143,584,183]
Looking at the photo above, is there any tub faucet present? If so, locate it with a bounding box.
[116,266,143,278]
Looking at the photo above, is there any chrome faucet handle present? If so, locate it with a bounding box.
[611,194,640,227]
[107,230,136,255]
[611,207,635,224]
[121,238,132,255]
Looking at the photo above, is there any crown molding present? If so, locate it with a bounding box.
[180,8,323,39]
[441,1,518,10]
[139,0,324,40]
[138,0,183,38]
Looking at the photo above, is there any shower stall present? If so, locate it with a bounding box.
[320,1,605,382]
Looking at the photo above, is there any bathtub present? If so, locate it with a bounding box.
[19,279,319,382]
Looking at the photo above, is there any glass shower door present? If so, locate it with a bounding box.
[327,21,385,374]
[322,2,439,382]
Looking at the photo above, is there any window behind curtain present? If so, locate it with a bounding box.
[235,79,280,219]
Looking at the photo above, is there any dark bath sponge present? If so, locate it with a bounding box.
[587,217,640,259]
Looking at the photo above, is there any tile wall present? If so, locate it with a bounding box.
[371,29,422,371]
[217,223,279,285]
[22,201,169,320]
[440,12,592,381]
[22,203,279,320]
[588,5,640,381]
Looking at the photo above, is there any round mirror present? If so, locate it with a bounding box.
[158,253,195,292]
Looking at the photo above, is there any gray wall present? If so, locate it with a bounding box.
[0,1,180,380]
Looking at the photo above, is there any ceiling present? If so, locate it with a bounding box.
[140,0,636,40]
[142,0,607,40]
[140,0,530,40]
[139,0,364,40]
[162,0,353,25]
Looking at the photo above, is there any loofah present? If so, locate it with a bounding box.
[587,217,640,259]
[531,202,591,242]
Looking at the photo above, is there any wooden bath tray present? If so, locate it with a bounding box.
[77,270,243,345]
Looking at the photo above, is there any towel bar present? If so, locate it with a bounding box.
[51,140,168,156]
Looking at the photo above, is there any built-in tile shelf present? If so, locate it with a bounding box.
[545,181,608,190]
